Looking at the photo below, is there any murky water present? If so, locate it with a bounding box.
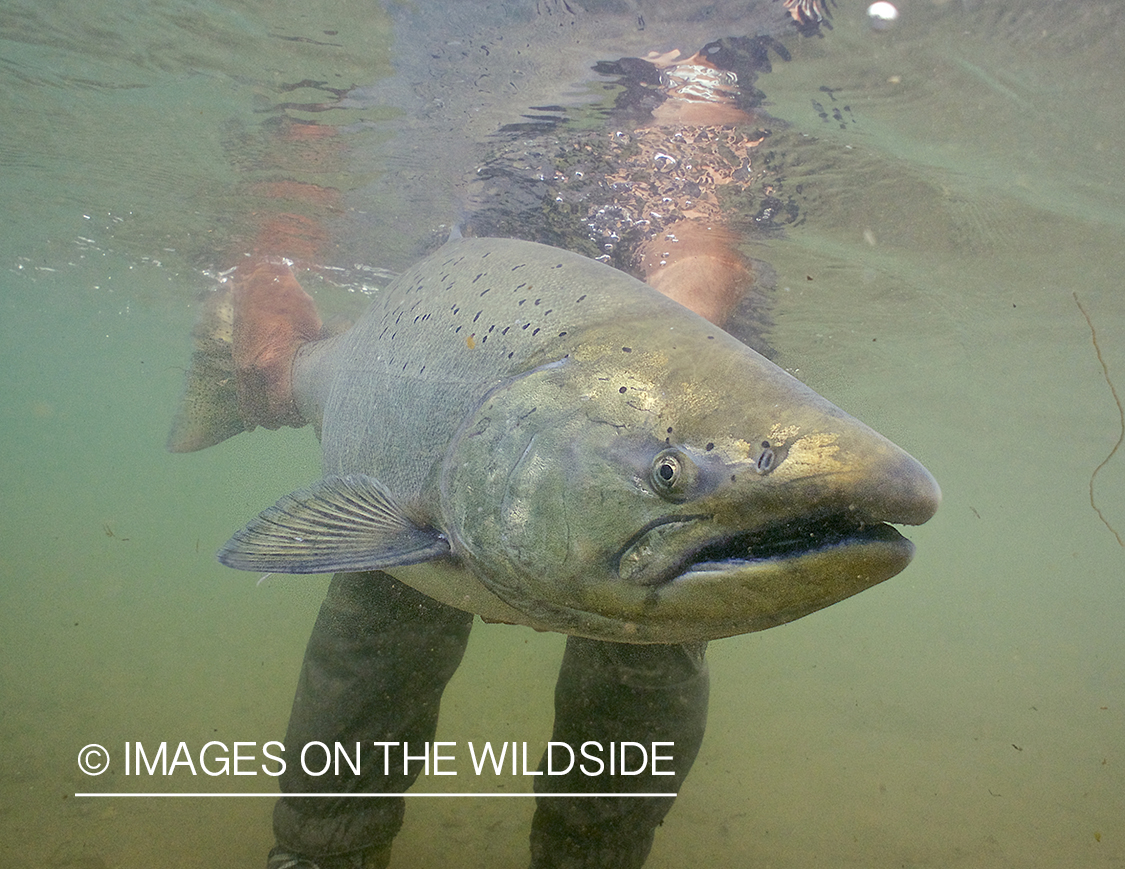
[2,1,1123,867]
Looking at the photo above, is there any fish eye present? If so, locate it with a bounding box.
[656,455,679,482]
[650,448,697,501]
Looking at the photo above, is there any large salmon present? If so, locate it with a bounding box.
[170,237,939,643]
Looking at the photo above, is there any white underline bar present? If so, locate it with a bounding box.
[74,792,677,799]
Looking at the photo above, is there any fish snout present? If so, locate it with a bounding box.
[873,448,941,527]
[807,432,941,529]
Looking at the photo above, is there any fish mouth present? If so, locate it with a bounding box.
[594,510,917,641]
[616,512,914,587]
[683,513,910,577]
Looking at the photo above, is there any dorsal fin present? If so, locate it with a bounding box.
[218,475,449,573]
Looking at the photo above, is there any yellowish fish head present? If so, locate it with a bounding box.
[442,317,940,643]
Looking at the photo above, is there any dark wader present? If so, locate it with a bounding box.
[273,571,709,868]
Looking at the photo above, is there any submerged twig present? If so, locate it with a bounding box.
[1073,292,1125,547]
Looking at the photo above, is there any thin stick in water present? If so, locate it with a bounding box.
[1073,292,1124,547]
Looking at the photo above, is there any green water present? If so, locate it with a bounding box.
[2,1,1123,866]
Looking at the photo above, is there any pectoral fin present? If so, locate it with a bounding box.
[218,475,449,573]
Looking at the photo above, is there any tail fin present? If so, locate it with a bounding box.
[167,285,242,453]
[167,259,323,453]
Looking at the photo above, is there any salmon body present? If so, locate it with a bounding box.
[173,238,939,643]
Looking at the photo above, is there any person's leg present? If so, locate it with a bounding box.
[530,639,709,869]
[271,570,474,867]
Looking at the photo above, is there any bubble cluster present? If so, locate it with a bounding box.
[468,122,799,277]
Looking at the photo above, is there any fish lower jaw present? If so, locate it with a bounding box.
[568,517,919,643]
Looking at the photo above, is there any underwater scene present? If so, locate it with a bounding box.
[1,0,1122,866]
